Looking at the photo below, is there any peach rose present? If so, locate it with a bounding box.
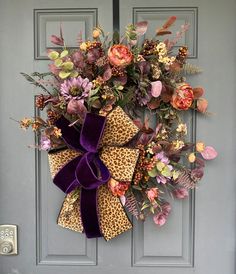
[108,178,130,197]
[146,188,159,202]
[108,45,133,67]
[171,83,194,110]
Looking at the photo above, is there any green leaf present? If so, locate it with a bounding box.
[113,30,120,44]
[89,87,100,97]
[89,95,100,103]
[132,185,142,190]
[116,85,124,91]
[31,72,52,78]
[117,89,134,108]
[141,203,150,211]
[20,72,52,95]
[148,167,158,177]
[172,170,180,180]
[150,206,155,214]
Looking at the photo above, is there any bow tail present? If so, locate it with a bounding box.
[80,188,102,238]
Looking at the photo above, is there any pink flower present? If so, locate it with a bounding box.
[197,97,208,113]
[108,45,133,67]
[201,146,217,160]
[154,151,169,164]
[153,203,171,226]
[67,98,87,118]
[156,175,168,184]
[151,81,162,98]
[146,188,159,202]
[173,188,188,199]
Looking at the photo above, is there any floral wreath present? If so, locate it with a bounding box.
[19,16,217,241]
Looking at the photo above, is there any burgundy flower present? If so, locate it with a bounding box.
[153,203,171,226]
[173,188,188,199]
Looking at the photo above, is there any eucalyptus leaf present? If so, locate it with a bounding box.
[60,50,69,58]
[148,167,158,177]
[62,61,74,71]
[161,166,172,177]
[156,161,165,171]
[59,71,71,79]
[48,51,59,60]
[70,71,79,78]
[55,58,63,67]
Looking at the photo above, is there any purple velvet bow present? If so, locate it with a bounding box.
[53,113,110,238]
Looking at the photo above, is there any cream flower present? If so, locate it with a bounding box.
[176,123,187,135]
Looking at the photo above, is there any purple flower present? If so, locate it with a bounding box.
[60,76,93,101]
[40,136,51,151]
[71,51,85,69]
[173,188,189,199]
[156,175,168,184]
[154,151,170,164]
[191,168,204,181]
[135,88,151,106]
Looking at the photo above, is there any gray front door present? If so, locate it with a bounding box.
[0,0,235,274]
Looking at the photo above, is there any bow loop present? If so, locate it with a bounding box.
[101,107,139,147]
[80,113,106,152]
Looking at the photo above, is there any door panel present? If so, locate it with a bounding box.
[120,0,236,273]
[0,0,235,274]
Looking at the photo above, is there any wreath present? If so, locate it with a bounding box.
[19,16,217,241]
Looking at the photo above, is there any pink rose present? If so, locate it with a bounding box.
[108,45,133,67]
[153,213,167,226]
[173,188,189,199]
[146,188,159,202]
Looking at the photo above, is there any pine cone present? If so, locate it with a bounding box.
[141,39,158,56]
[176,46,188,63]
